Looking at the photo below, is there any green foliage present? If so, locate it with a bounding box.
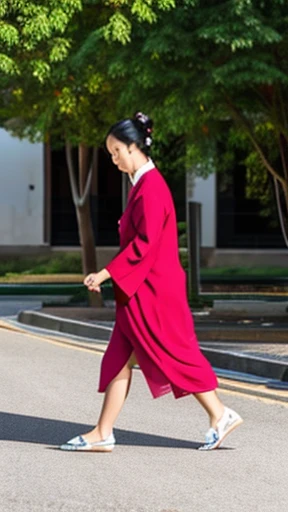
[1,0,288,245]
[104,0,288,236]
[0,0,177,146]
[0,253,83,277]
[200,266,288,277]
[103,12,132,44]
[1,252,287,278]
[49,38,71,62]
[0,53,19,74]
[0,0,82,78]
[177,222,187,247]
[0,21,19,47]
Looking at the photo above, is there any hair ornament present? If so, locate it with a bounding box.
[135,111,148,125]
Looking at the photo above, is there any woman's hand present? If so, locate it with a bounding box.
[84,273,101,293]
[84,269,111,293]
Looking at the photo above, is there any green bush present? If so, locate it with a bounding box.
[178,233,187,247]
[177,222,187,248]
[0,253,82,276]
[177,221,187,235]
[179,250,188,271]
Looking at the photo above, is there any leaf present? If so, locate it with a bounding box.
[103,12,132,44]
[0,53,19,74]
[0,21,19,47]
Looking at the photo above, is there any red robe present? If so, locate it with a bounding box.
[100,168,218,398]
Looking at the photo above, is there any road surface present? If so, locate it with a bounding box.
[0,327,287,512]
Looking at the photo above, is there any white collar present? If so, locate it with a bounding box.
[129,159,155,186]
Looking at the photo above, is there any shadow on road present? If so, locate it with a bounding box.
[0,411,201,449]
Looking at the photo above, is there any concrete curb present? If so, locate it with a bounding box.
[17,310,288,384]
[200,347,288,382]
[27,306,288,343]
[18,310,112,342]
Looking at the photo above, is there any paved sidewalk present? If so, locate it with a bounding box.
[12,304,287,387]
[1,296,287,388]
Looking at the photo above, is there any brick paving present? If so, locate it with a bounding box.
[202,342,288,362]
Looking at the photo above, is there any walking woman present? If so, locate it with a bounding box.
[60,112,243,452]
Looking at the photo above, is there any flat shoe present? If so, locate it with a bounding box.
[59,432,116,452]
[199,407,243,451]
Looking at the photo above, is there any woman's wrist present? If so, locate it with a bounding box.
[98,268,111,283]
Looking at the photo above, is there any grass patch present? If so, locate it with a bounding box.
[200,266,288,277]
[0,253,82,277]
[0,253,287,279]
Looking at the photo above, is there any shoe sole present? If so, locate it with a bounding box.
[89,445,114,452]
[209,417,244,450]
[60,445,115,452]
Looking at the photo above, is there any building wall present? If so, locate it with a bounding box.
[0,129,44,245]
[192,173,216,248]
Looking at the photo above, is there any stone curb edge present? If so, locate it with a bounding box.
[1,312,286,404]
[17,310,288,383]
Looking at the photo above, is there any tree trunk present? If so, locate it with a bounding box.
[77,143,97,275]
[65,141,103,307]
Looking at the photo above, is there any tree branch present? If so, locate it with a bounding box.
[65,140,80,206]
[65,142,95,208]
[278,135,288,184]
[274,177,288,248]
[224,93,286,188]
[78,145,95,207]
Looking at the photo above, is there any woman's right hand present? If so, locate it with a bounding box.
[84,269,111,293]
[84,273,101,293]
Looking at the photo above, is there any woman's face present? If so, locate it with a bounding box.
[106,135,135,174]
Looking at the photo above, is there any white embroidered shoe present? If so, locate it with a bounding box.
[199,407,243,451]
[60,432,116,452]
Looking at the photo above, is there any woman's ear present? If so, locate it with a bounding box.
[128,143,137,154]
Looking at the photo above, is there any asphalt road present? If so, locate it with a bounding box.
[0,327,287,512]
[0,298,42,317]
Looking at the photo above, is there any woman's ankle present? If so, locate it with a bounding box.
[210,405,225,429]
[98,425,113,440]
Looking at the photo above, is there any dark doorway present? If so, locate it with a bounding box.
[217,161,285,248]
[97,148,122,245]
[50,146,121,246]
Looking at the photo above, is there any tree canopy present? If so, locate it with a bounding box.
[0,0,177,278]
[103,0,288,241]
[1,0,288,246]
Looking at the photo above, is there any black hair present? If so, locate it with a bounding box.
[106,112,153,156]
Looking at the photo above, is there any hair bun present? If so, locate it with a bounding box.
[133,112,153,148]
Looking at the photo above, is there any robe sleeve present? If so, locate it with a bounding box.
[106,188,166,299]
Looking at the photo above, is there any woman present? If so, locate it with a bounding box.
[60,112,243,452]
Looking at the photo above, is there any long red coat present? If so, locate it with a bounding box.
[99,168,218,399]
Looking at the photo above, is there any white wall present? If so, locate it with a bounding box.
[192,173,216,248]
[0,129,44,245]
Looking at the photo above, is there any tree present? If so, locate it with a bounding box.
[104,0,288,246]
[0,0,175,289]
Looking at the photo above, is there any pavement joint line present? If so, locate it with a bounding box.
[1,318,287,405]
[219,387,288,407]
